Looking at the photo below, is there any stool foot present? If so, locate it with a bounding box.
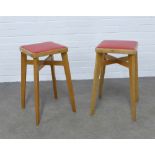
[21,108,25,112]
[90,109,96,116]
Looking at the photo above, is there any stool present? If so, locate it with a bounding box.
[90,40,139,121]
[20,42,76,125]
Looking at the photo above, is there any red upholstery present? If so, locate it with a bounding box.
[21,42,67,53]
[97,40,138,50]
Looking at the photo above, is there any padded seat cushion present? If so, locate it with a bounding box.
[21,42,67,53]
[97,40,138,50]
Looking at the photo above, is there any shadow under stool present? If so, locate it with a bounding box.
[20,42,76,126]
[90,40,139,121]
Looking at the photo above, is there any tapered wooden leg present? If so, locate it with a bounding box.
[98,54,106,99]
[129,54,137,121]
[50,55,58,99]
[90,53,103,115]
[33,58,40,126]
[135,53,139,102]
[21,52,27,110]
[61,53,76,112]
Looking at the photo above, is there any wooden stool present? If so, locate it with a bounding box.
[90,40,139,121]
[20,42,76,126]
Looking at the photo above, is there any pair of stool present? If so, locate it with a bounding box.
[20,40,139,126]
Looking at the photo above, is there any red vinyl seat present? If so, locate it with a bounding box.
[21,42,67,53]
[96,40,138,50]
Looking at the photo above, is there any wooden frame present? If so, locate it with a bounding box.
[96,47,137,54]
[20,47,67,58]
[21,48,76,126]
[90,49,139,121]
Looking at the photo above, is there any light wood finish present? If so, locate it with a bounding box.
[50,55,58,99]
[21,52,27,109]
[90,48,139,120]
[90,53,103,115]
[61,53,76,112]
[135,53,139,102]
[98,54,106,98]
[128,54,137,121]
[33,58,40,126]
[21,46,76,125]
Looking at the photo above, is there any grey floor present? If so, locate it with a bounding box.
[0,77,155,139]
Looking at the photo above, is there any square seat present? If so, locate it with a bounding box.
[21,42,67,57]
[96,40,138,54]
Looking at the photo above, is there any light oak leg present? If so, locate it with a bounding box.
[90,53,103,115]
[33,58,40,126]
[21,52,27,110]
[61,53,76,112]
[135,53,139,102]
[98,54,106,99]
[129,54,137,121]
[50,55,58,99]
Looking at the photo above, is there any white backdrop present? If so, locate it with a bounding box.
[0,16,155,82]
